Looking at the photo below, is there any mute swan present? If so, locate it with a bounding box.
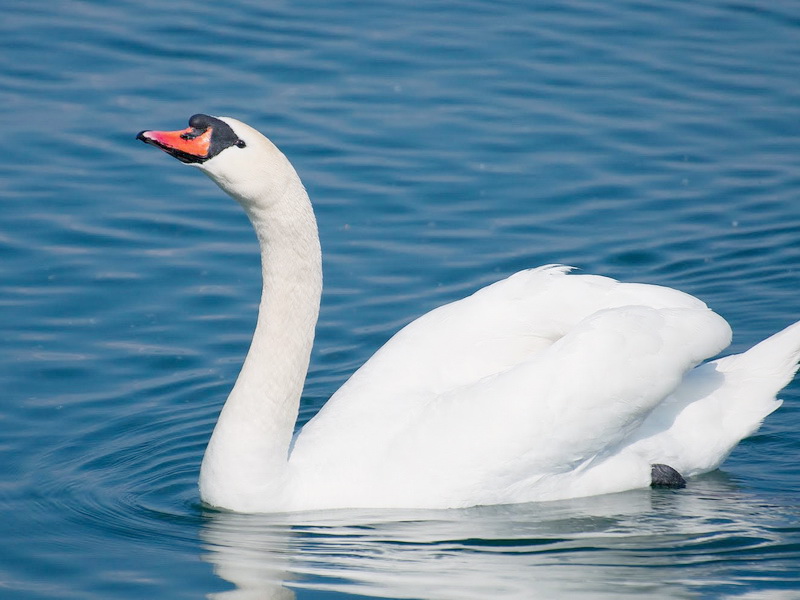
[138,114,800,513]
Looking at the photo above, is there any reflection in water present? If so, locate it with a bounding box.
[201,474,791,599]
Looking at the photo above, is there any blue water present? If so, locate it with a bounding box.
[2,0,800,597]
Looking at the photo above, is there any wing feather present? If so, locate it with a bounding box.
[289,267,732,507]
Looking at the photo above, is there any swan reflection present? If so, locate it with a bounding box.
[201,474,786,599]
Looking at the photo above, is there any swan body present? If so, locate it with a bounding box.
[138,115,800,513]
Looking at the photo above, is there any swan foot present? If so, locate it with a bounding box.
[650,463,687,489]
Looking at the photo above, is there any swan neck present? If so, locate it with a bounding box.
[200,167,321,510]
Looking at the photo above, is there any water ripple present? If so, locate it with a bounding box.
[2,0,800,598]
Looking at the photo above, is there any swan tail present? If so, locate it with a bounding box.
[627,320,800,478]
[709,319,800,440]
[718,319,800,389]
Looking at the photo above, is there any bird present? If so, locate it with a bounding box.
[137,114,800,513]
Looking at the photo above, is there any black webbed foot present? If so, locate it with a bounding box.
[650,463,686,489]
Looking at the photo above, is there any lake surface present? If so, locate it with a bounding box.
[2,0,800,598]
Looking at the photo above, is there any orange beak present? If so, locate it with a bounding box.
[137,127,213,163]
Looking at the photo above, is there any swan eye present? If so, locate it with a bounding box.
[235,139,246,148]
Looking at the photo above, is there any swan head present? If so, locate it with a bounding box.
[137,114,247,165]
[137,114,299,211]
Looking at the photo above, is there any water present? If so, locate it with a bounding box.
[2,0,800,597]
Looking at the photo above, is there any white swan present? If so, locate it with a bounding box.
[138,115,800,513]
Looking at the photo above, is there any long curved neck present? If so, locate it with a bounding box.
[200,165,322,511]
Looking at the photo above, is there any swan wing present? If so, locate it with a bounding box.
[289,266,732,508]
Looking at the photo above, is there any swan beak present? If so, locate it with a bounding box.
[137,127,213,164]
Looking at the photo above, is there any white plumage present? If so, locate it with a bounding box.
[138,115,800,513]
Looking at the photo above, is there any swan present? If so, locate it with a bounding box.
[137,114,800,513]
